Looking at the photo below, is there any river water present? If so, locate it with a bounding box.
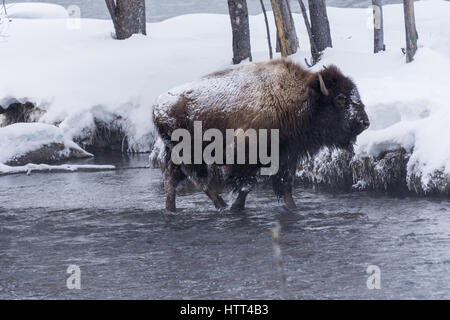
[10,0,407,22]
[0,155,449,299]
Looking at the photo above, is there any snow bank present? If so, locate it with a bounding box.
[1,1,450,193]
[6,3,68,19]
[0,123,92,165]
[0,11,242,152]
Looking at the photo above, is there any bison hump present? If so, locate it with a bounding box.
[153,60,307,126]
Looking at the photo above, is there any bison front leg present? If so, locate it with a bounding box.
[272,162,297,211]
[229,177,256,212]
[230,190,250,212]
[283,183,296,210]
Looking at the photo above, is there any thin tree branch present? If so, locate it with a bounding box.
[259,0,273,59]
[298,0,320,65]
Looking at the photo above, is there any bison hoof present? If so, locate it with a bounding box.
[213,197,228,211]
[284,197,297,211]
[284,204,297,211]
[165,204,177,212]
[230,203,246,212]
[215,203,228,212]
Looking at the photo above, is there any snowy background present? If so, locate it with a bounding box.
[1,1,449,194]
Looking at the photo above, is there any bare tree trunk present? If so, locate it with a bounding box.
[228,0,252,64]
[308,0,332,52]
[276,0,297,54]
[271,0,299,57]
[403,0,418,63]
[259,0,273,59]
[298,0,320,65]
[105,0,146,40]
[373,0,385,53]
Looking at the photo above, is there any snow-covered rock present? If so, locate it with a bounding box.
[0,123,92,165]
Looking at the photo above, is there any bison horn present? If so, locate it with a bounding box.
[318,73,329,96]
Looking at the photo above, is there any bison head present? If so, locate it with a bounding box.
[307,65,370,151]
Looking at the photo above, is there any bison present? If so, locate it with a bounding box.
[153,59,369,212]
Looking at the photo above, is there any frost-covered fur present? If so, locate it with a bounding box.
[153,59,369,212]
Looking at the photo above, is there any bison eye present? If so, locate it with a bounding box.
[334,94,347,109]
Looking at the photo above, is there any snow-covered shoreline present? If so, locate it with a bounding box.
[0,162,116,175]
[1,2,450,194]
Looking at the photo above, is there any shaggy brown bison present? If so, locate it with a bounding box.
[153,59,369,212]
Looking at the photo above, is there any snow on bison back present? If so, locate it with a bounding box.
[153,59,370,212]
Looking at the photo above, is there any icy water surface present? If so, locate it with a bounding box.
[0,154,449,299]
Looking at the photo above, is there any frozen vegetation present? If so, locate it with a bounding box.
[1,1,449,194]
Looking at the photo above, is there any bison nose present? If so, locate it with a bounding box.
[361,119,370,129]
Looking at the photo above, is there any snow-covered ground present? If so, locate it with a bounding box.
[0,1,449,192]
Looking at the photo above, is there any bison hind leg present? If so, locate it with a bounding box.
[230,190,250,212]
[164,169,177,212]
[283,192,297,211]
[204,188,228,211]
[180,165,228,211]
[161,148,185,212]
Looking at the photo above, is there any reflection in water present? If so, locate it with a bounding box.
[0,154,449,299]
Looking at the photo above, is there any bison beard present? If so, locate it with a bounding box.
[153,59,370,212]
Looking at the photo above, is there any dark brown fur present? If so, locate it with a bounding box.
[153,59,369,211]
